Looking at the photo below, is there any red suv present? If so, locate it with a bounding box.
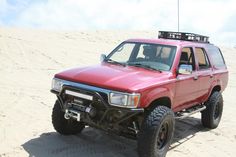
[51,31,228,157]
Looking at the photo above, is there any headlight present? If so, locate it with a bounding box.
[51,78,64,92]
[109,92,140,108]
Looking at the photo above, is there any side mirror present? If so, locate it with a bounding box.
[178,64,193,75]
[100,54,106,62]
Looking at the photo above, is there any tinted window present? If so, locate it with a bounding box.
[195,48,210,69]
[179,47,196,70]
[207,46,225,68]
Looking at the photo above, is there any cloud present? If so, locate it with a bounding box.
[0,0,33,25]
[0,0,236,45]
[0,0,180,30]
[179,0,236,45]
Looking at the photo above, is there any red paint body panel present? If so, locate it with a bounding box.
[55,63,171,93]
[54,39,228,112]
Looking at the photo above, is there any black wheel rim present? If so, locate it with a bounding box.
[214,102,220,119]
[157,122,169,150]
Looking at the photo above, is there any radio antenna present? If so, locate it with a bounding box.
[178,0,180,32]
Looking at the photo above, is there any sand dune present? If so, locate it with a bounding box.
[0,27,236,157]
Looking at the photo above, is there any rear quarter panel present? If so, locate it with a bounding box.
[205,45,229,93]
[211,68,228,92]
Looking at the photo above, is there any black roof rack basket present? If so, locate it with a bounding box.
[158,31,209,43]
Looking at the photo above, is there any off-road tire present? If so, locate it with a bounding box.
[52,100,85,135]
[138,106,175,157]
[201,91,223,129]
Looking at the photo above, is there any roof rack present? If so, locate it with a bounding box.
[158,31,209,43]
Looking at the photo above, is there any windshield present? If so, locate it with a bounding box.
[105,42,177,71]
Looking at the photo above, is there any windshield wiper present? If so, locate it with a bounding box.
[105,58,126,66]
[128,63,162,72]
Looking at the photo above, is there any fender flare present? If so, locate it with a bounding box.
[142,87,174,109]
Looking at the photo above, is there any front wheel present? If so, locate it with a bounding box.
[201,91,223,129]
[52,100,85,135]
[138,106,175,157]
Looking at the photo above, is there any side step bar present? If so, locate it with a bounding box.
[175,105,206,120]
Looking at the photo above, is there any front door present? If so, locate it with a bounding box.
[174,47,201,111]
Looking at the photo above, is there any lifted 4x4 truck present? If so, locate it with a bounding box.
[51,31,228,157]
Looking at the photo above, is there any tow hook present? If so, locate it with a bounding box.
[64,109,70,120]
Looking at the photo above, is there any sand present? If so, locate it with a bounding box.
[0,27,236,157]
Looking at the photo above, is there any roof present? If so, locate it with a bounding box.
[125,38,210,47]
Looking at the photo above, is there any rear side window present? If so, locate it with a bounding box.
[207,46,225,68]
[195,48,210,70]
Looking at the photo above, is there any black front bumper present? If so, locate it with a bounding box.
[51,83,144,134]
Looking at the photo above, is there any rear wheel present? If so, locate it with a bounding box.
[138,106,175,157]
[52,100,85,135]
[201,91,223,129]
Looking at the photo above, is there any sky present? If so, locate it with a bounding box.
[0,0,236,46]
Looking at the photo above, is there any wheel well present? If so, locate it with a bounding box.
[147,97,171,111]
[211,85,221,95]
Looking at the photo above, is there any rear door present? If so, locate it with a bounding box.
[194,47,213,102]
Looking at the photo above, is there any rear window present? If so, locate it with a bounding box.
[206,46,225,68]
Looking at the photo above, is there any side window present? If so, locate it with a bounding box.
[195,48,210,69]
[179,47,196,70]
[207,46,225,68]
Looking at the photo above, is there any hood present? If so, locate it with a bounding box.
[55,63,172,92]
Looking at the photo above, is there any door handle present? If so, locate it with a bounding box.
[193,76,198,80]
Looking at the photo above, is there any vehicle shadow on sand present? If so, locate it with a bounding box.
[22,117,208,157]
